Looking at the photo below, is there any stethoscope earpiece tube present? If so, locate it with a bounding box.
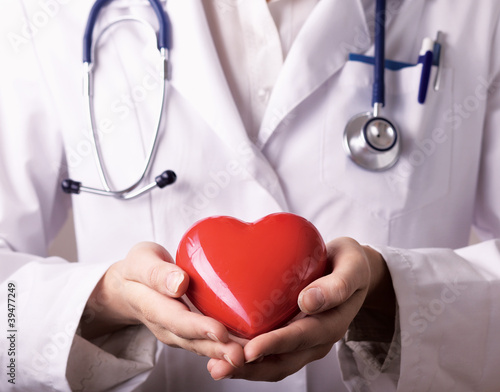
[343,0,401,171]
[61,169,177,199]
[70,0,176,200]
[83,0,171,64]
[83,0,112,64]
[148,0,171,51]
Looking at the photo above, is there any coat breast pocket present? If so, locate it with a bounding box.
[321,60,454,221]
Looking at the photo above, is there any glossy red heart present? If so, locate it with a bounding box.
[176,213,328,339]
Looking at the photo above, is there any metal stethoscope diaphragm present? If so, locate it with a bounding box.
[343,0,401,171]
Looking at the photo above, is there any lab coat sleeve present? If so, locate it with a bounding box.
[339,242,500,392]
[0,17,157,392]
[338,18,500,392]
[66,325,158,391]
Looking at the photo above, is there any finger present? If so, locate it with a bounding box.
[244,291,366,362]
[207,358,234,381]
[207,350,265,378]
[227,334,249,347]
[126,280,245,366]
[243,312,336,362]
[298,239,369,314]
[166,334,245,368]
[207,358,216,373]
[122,242,189,297]
[125,280,230,342]
[126,282,244,367]
[298,273,355,314]
[207,353,254,376]
[209,344,332,382]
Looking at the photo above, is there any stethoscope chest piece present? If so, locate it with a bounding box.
[342,0,402,172]
[343,111,400,171]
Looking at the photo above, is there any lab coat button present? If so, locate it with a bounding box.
[257,87,271,103]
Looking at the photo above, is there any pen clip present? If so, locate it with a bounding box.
[418,38,434,104]
[433,31,444,91]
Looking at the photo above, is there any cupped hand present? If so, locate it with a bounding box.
[206,237,395,381]
[80,241,245,370]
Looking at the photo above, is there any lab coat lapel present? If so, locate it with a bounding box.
[257,0,370,149]
[385,0,426,61]
[167,0,289,210]
[257,0,426,149]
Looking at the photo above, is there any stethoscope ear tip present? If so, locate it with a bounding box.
[61,179,82,194]
[155,170,177,188]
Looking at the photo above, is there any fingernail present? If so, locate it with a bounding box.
[245,354,263,364]
[223,354,238,368]
[166,272,184,294]
[214,375,233,381]
[207,332,221,343]
[299,287,324,313]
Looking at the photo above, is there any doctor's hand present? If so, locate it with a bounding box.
[80,242,245,370]
[206,237,396,381]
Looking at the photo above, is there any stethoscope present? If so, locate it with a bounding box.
[343,0,401,171]
[61,0,177,200]
[61,0,398,200]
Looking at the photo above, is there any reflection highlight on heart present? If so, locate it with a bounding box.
[186,235,250,326]
[176,213,327,338]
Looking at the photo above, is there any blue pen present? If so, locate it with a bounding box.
[418,37,434,104]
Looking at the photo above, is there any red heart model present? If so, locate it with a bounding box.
[176,213,328,339]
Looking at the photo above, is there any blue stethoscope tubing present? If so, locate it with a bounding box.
[62,0,177,200]
[372,0,385,108]
[83,0,170,63]
[343,0,401,171]
[62,0,399,200]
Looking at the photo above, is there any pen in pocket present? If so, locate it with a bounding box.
[433,31,444,91]
[418,37,434,104]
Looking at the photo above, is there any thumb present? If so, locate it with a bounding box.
[123,242,189,297]
[298,239,370,314]
[298,273,356,314]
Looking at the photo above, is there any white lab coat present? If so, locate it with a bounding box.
[1,0,500,391]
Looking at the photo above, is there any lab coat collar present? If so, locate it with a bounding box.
[165,0,423,202]
[167,0,289,210]
[167,0,370,153]
[256,0,371,149]
[257,0,425,149]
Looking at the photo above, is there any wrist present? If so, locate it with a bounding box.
[80,263,139,340]
[362,245,396,318]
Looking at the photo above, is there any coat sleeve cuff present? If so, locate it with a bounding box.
[337,245,405,391]
[2,255,121,390]
[66,325,157,391]
[340,241,500,391]
[338,306,401,391]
